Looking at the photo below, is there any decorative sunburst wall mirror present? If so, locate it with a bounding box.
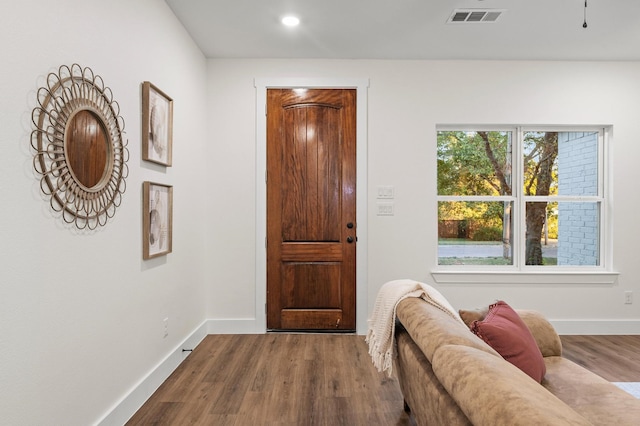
[31,64,129,229]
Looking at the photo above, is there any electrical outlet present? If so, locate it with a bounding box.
[163,317,169,338]
[624,291,633,305]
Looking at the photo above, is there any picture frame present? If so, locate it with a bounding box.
[142,81,173,166]
[142,181,173,259]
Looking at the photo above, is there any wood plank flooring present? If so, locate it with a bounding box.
[126,334,414,426]
[560,335,640,382]
[127,334,640,425]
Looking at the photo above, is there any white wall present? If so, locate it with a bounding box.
[206,59,640,333]
[0,1,208,425]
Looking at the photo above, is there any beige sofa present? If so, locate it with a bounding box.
[394,297,640,426]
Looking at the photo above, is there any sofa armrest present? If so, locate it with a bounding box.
[517,310,562,357]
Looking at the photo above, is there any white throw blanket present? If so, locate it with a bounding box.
[365,279,464,377]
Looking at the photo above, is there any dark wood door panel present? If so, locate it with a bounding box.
[281,262,342,309]
[281,105,341,242]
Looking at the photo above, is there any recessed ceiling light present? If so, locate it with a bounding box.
[282,16,300,27]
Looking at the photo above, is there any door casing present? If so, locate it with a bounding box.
[254,78,369,334]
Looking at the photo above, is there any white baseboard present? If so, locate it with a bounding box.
[95,320,208,426]
[552,319,640,335]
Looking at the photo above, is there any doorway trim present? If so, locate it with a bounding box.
[254,77,369,334]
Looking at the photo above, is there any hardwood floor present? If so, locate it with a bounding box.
[127,334,640,425]
[126,334,414,426]
[560,335,640,382]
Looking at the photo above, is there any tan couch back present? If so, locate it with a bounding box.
[396,298,500,362]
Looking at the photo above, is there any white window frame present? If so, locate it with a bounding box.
[432,125,617,285]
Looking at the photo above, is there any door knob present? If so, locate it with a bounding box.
[346,236,354,243]
[346,222,354,229]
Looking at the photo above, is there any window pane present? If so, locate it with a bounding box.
[523,131,598,197]
[438,201,513,265]
[438,131,512,196]
[525,201,599,266]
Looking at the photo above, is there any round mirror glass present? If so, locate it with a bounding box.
[65,109,110,189]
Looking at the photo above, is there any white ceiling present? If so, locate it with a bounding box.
[165,0,640,61]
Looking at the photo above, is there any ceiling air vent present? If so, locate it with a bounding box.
[448,9,505,24]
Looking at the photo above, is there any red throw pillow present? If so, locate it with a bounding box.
[470,301,546,383]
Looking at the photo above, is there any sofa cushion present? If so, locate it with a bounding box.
[543,356,640,426]
[459,306,489,327]
[431,344,593,426]
[470,301,546,382]
[516,309,563,357]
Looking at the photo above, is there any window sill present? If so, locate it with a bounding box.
[431,270,619,286]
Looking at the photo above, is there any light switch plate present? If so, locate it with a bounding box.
[377,186,395,199]
[377,202,394,216]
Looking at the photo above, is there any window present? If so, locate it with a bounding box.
[437,127,607,269]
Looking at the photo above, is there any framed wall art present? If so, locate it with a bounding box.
[142,181,173,259]
[142,81,173,166]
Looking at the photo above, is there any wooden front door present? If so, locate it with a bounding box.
[266,88,357,331]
